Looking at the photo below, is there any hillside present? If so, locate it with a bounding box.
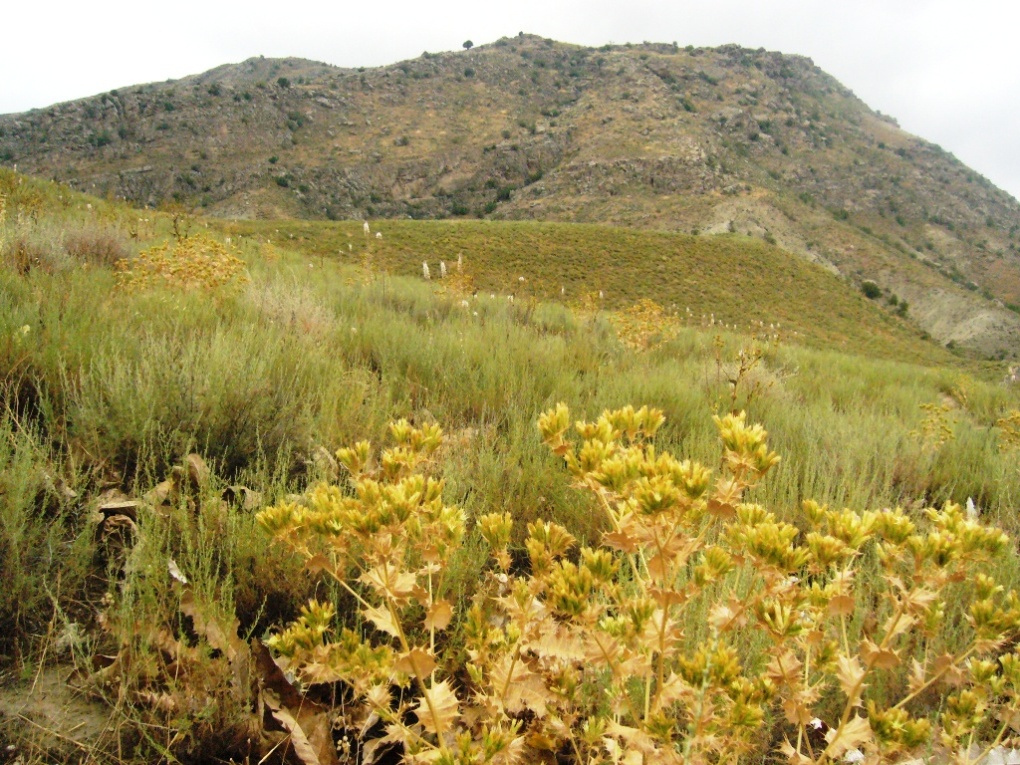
[4,167,1020,764]
[3,35,1020,356]
[224,217,947,364]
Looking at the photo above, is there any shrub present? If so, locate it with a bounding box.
[258,407,1020,764]
[64,228,130,267]
[861,280,882,299]
[114,234,248,292]
[2,233,58,274]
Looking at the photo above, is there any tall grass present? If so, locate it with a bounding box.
[3,170,1020,759]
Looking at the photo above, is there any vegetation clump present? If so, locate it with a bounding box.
[258,407,1020,764]
[114,233,248,291]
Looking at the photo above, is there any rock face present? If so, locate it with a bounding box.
[3,37,1020,357]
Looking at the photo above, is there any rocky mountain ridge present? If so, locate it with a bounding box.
[2,35,1020,357]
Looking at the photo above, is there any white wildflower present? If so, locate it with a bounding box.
[423,262,431,280]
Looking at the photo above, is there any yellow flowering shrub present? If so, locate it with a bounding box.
[115,233,248,292]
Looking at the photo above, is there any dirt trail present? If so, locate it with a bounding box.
[0,665,115,764]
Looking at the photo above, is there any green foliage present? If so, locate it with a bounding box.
[861,280,882,300]
[3,175,1020,761]
[226,218,954,365]
[0,417,91,654]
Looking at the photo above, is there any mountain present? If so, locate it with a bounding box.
[2,35,1020,358]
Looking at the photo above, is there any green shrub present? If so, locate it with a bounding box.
[861,280,882,299]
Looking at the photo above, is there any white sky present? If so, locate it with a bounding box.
[4,0,1019,202]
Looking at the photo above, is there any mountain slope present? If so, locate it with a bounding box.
[2,36,1020,357]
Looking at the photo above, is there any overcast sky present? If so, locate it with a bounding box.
[4,0,1019,201]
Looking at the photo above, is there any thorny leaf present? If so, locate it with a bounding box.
[860,638,900,670]
[394,648,438,680]
[412,679,460,735]
[767,650,803,686]
[305,553,334,576]
[363,605,402,638]
[881,611,917,641]
[263,689,340,765]
[424,599,454,631]
[530,622,586,661]
[782,697,815,726]
[823,714,872,760]
[604,528,641,553]
[361,565,418,599]
[827,594,856,617]
[780,737,816,765]
[933,653,968,687]
[489,655,553,716]
[836,655,867,708]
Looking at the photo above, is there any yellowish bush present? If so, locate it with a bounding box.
[609,298,682,351]
[258,408,1020,764]
[115,233,248,291]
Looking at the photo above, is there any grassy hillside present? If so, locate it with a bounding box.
[4,37,1020,358]
[3,170,1020,762]
[224,217,951,364]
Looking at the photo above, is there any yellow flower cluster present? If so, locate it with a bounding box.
[115,233,248,292]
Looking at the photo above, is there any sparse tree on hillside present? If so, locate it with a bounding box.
[463,40,473,50]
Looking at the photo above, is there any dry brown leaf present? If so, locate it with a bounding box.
[489,654,553,716]
[767,650,803,686]
[782,697,814,726]
[859,637,900,670]
[412,679,460,735]
[827,594,856,616]
[530,622,586,661]
[907,658,927,695]
[836,655,867,708]
[779,737,815,764]
[264,689,339,765]
[932,653,967,687]
[823,714,872,759]
[304,554,334,576]
[360,565,418,598]
[179,589,242,661]
[881,611,916,641]
[424,599,454,631]
[646,553,672,582]
[363,604,402,637]
[604,529,641,553]
[648,586,688,609]
[394,648,438,680]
